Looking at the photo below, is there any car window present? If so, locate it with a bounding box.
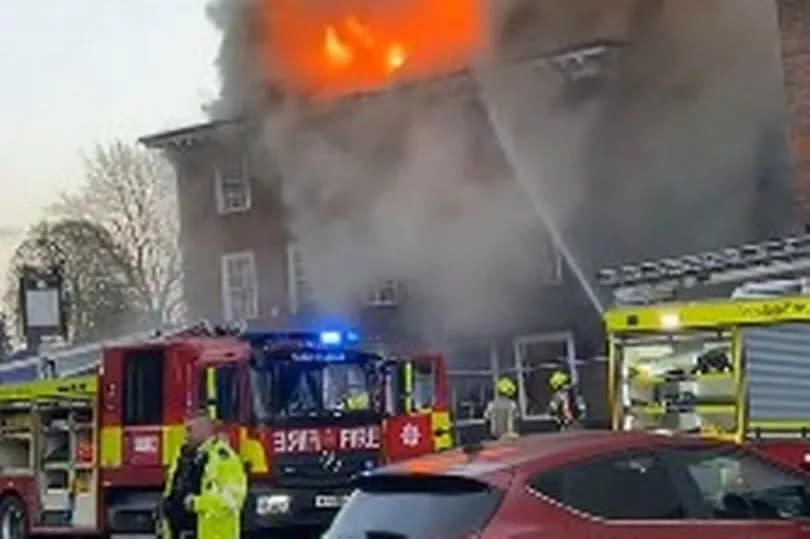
[530,452,687,520]
[669,448,810,520]
[324,475,503,539]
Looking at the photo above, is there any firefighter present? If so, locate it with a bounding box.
[547,369,585,430]
[483,377,519,440]
[343,387,371,410]
[160,412,247,539]
[340,370,371,411]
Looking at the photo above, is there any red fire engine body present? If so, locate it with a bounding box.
[0,329,454,536]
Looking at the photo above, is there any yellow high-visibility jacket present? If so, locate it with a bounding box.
[162,436,247,539]
[344,390,370,410]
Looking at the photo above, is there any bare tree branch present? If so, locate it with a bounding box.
[49,141,186,329]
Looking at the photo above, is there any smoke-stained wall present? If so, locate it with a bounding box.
[202,0,797,340]
[575,0,796,268]
[779,0,810,220]
[479,0,797,304]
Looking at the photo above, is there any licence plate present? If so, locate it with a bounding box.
[314,494,349,508]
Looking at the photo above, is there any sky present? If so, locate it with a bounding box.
[0,0,220,293]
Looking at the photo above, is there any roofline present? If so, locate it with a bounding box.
[138,41,627,149]
[138,118,242,149]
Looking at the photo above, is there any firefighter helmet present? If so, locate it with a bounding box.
[496,377,516,397]
[549,370,570,391]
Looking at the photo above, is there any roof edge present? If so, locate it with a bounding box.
[138,118,242,149]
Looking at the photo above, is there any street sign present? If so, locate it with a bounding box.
[18,265,66,351]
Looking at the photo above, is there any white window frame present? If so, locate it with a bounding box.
[215,154,251,215]
[542,244,564,286]
[447,341,500,426]
[366,280,400,307]
[550,43,618,81]
[448,370,494,427]
[513,331,576,420]
[286,242,313,314]
[221,251,258,322]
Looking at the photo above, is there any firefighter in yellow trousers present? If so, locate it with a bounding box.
[160,413,247,539]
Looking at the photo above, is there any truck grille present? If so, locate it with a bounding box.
[273,451,379,488]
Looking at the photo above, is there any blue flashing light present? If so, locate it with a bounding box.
[346,331,360,343]
[320,331,342,346]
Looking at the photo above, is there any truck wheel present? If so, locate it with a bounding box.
[0,496,26,539]
[0,496,25,539]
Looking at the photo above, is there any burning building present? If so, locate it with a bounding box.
[141,0,801,434]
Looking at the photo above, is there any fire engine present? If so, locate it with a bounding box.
[598,234,810,472]
[0,326,454,537]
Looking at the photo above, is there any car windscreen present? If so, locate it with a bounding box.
[324,474,503,539]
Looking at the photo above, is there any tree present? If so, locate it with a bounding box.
[0,312,11,362]
[54,141,185,327]
[5,219,134,343]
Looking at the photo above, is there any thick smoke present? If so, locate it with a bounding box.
[207,0,797,336]
[266,91,557,336]
[570,0,797,266]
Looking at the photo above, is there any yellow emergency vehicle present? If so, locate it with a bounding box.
[599,234,810,471]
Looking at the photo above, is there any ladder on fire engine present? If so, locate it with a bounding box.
[596,234,810,305]
[0,321,215,385]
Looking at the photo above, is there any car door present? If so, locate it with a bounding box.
[660,446,810,538]
[528,449,804,538]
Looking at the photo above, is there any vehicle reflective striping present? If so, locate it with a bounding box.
[238,427,269,473]
[100,426,123,468]
[162,424,186,466]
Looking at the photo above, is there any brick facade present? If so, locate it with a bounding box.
[141,123,292,326]
[778,0,810,221]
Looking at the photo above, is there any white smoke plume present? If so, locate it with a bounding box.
[206,0,797,336]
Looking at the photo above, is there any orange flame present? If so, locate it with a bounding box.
[324,25,354,68]
[257,0,484,100]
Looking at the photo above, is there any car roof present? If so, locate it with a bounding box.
[377,430,731,483]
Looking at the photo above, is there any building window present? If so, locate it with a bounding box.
[514,332,576,419]
[549,42,622,82]
[367,280,400,307]
[286,242,314,314]
[541,241,564,285]
[215,155,251,214]
[285,243,399,311]
[449,372,493,425]
[221,251,258,321]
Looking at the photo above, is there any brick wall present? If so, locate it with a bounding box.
[778,0,810,221]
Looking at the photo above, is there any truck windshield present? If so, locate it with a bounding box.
[250,358,377,421]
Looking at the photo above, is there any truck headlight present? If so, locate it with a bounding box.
[256,494,291,516]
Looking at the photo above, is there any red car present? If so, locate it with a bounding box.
[324,431,810,538]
